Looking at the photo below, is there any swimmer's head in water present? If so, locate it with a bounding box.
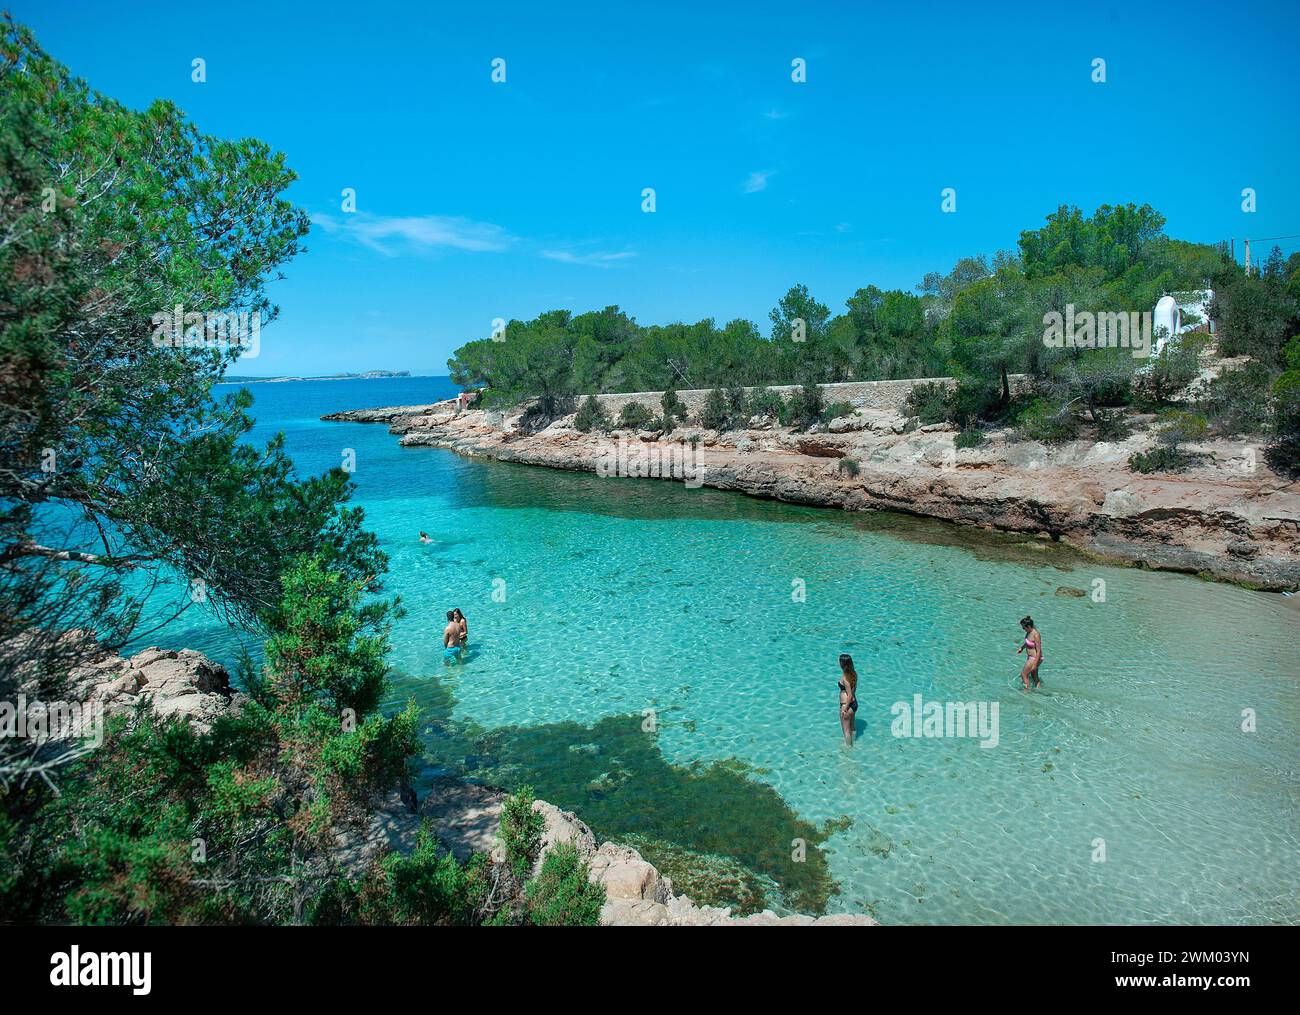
[1020,615,1034,631]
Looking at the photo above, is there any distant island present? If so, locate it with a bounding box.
[222,370,412,384]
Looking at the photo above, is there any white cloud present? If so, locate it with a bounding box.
[311,212,513,255]
[743,170,773,194]
[540,248,636,268]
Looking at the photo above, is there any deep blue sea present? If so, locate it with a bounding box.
[126,376,1299,924]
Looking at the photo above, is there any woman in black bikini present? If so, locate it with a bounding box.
[838,653,859,746]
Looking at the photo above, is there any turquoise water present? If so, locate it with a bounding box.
[135,378,1299,924]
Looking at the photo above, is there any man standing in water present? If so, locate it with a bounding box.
[443,609,463,664]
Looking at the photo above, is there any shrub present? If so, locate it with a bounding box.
[1129,412,1208,473]
[744,387,785,421]
[955,427,986,450]
[573,395,610,433]
[1015,398,1080,443]
[661,387,688,423]
[822,401,855,424]
[1268,387,1300,474]
[837,457,860,478]
[525,842,606,927]
[499,786,545,879]
[1132,337,1202,408]
[352,828,491,926]
[947,379,1006,428]
[903,381,950,424]
[781,382,825,430]
[616,402,656,431]
[1199,362,1274,435]
[701,388,729,430]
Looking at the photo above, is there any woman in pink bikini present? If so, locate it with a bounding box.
[1017,615,1043,691]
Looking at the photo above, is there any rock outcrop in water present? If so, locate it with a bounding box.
[323,397,1300,590]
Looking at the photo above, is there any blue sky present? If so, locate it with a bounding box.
[18,0,1300,376]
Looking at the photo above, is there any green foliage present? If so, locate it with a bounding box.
[1129,412,1208,473]
[1210,262,1299,368]
[1267,388,1300,475]
[837,457,860,478]
[573,394,611,433]
[350,828,492,926]
[955,428,986,450]
[701,388,730,430]
[1199,363,1274,435]
[781,382,825,431]
[904,382,951,424]
[499,786,545,879]
[1015,398,1080,443]
[744,387,785,421]
[615,401,656,431]
[660,387,687,423]
[525,842,606,927]
[1132,337,1202,408]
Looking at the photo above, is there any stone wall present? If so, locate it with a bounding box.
[588,375,1030,419]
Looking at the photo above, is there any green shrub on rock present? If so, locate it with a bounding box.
[500,786,545,879]
[616,402,656,431]
[573,395,611,433]
[525,842,606,926]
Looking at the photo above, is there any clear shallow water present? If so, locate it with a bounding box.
[133,378,1299,924]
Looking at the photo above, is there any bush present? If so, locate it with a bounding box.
[822,401,855,423]
[499,786,545,879]
[1015,397,1080,443]
[661,387,688,423]
[573,395,611,433]
[837,457,860,477]
[1267,388,1300,475]
[947,379,1005,428]
[903,381,950,424]
[781,382,825,430]
[700,388,729,430]
[616,402,656,431]
[1199,363,1274,435]
[525,842,606,927]
[1132,337,1202,408]
[352,828,491,926]
[955,427,986,450]
[1129,412,1208,473]
[744,387,785,421]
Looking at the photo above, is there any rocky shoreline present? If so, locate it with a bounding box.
[49,639,870,926]
[323,398,1300,590]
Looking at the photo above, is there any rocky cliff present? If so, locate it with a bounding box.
[324,398,1300,589]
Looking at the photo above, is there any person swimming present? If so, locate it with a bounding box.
[1017,615,1043,691]
[443,609,463,664]
[838,653,859,746]
[452,608,468,648]
[419,531,433,544]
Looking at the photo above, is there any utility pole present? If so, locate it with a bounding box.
[1244,238,1251,275]
[1230,237,1235,263]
